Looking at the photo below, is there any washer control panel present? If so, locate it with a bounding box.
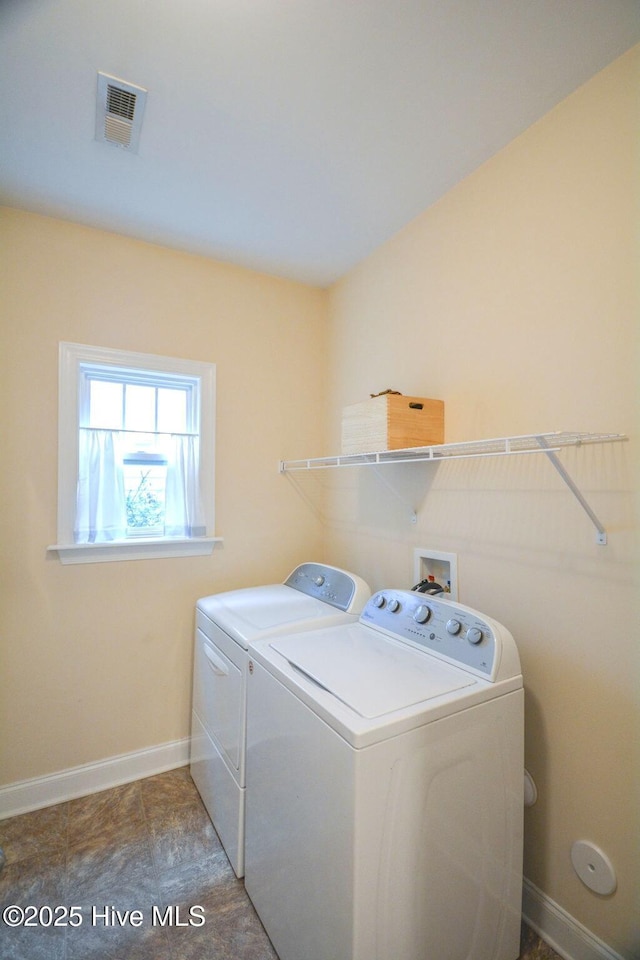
[285,563,357,611]
[361,590,499,678]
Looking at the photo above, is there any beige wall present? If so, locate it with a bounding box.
[323,48,639,956]
[0,208,327,783]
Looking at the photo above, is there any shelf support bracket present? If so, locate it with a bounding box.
[371,466,418,524]
[535,436,608,544]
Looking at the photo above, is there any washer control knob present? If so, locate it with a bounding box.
[414,605,431,624]
[374,594,386,608]
[466,627,483,645]
[388,598,401,613]
[446,618,462,635]
[313,575,325,586]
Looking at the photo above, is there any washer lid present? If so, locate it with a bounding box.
[270,627,476,719]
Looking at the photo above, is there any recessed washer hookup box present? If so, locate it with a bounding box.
[341,394,444,454]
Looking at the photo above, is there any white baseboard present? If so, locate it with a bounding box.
[0,738,191,820]
[522,877,627,960]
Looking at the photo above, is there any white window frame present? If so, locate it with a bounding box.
[48,342,221,564]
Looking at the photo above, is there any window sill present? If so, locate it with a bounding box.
[47,537,223,565]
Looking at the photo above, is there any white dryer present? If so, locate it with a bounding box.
[190,562,370,877]
[245,589,524,960]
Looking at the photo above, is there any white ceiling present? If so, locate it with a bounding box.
[1,1,638,286]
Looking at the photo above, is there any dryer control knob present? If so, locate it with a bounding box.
[374,594,386,608]
[414,605,431,624]
[446,618,462,635]
[313,575,325,586]
[388,598,401,613]
[466,627,483,645]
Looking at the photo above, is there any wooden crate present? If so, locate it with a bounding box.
[341,394,444,454]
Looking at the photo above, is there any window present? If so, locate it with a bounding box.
[49,343,218,564]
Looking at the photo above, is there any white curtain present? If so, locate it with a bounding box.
[164,434,206,537]
[75,429,128,543]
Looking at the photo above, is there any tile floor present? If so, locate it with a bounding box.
[0,767,562,960]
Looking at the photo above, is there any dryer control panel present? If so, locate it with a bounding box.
[285,563,366,612]
[360,590,508,680]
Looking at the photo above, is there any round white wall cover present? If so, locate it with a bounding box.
[570,840,617,895]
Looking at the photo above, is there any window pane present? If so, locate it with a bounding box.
[89,379,123,429]
[125,384,156,432]
[157,387,188,433]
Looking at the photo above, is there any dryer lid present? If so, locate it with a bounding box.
[270,626,477,719]
[198,585,354,646]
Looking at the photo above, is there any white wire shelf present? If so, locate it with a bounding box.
[279,431,628,544]
[279,432,626,472]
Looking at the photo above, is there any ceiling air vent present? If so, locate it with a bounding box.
[96,72,147,152]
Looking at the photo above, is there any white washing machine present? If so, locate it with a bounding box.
[245,589,524,960]
[189,562,370,878]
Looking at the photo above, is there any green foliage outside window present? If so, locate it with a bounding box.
[126,470,164,530]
